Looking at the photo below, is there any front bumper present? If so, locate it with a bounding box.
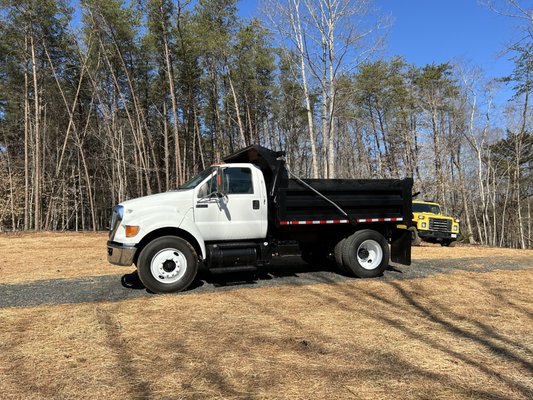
[418,230,457,240]
[107,241,136,266]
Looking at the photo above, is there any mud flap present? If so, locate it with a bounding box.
[391,229,411,265]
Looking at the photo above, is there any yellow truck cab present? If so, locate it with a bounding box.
[410,200,460,247]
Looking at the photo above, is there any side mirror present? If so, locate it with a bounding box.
[215,166,226,197]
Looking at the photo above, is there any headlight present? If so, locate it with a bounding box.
[418,215,425,220]
[115,205,124,220]
[109,205,124,239]
[421,222,427,228]
[453,225,459,232]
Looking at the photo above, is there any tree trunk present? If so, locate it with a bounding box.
[30,34,40,231]
[290,0,319,178]
[161,15,183,186]
[515,79,529,249]
[163,101,170,190]
[327,19,336,179]
[24,37,30,230]
[227,71,246,147]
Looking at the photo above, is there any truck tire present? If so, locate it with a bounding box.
[409,227,422,246]
[342,230,389,278]
[137,236,198,293]
[334,238,350,274]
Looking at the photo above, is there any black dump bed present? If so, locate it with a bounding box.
[224,145,412,227]
[277,178,411,224]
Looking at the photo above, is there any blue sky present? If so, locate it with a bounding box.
[374,0,518,81]
[240,0,523,104]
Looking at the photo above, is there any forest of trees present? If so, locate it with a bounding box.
[0,0,531,249]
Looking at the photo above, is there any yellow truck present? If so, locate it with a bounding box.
[410,200,460,247]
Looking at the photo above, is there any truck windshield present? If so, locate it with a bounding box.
[178,167,214,190]
[413,203,441,214]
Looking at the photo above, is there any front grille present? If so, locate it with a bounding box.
[429,218,452,232]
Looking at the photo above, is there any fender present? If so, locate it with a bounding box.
[177,208,207,259]
[117,207,206,260]
[114,204,188,245]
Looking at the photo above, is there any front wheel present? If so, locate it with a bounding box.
[409,227,422,246]
[137,236,198,293]
[342,230,389,278]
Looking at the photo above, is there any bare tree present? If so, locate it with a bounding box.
[264,0,320,177]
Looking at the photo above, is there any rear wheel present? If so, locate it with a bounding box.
[342,230,389,278]
[137,236,198,293]
[334,238,350,274]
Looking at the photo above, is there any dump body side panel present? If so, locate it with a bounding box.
[276,178,412,226]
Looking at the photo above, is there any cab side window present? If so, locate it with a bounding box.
[224,168,253,194]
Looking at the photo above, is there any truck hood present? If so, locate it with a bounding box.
[415,212,454,221]
[112,189,195,244]
[120,189,193,212]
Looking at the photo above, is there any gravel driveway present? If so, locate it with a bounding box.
[1,255,531,308]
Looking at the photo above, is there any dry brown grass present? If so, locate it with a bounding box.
[413,243,533,260]
[1,269,532,399]
[1,233,532,398]
[1,231,532,285]
[0,232,131,283]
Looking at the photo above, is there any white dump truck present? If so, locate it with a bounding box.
[107,145,413,293]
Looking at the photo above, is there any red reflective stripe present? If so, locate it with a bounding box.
[281,217,404,224]
[355,217,404,223]
[279,219,351,225]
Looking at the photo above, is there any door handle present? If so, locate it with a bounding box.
[252,200,260,210]
[196,204,208,208]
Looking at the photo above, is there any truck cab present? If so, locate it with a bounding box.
[411,200,459,246]
[107,163,269,282]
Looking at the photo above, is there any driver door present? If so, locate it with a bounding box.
[216,166,265,240]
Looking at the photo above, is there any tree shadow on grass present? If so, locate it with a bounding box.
[95,308,153,399]
[304,276,533,398]
[226,286,529,399]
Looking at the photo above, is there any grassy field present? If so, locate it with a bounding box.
[0,233,532,399]
[1,232,532,283]
[0,232,127,283]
